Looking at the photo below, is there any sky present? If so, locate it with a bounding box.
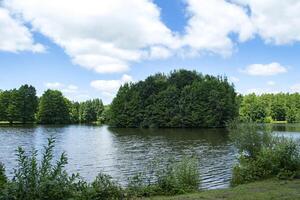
[1,0,300,104]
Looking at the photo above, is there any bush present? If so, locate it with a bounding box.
[228,120,272,158]
[85,173,123,200]
[126,157,200,197]
[0,137,83,200]
[0,163,7,190]
[229,121,300,186]
[0,139,201,199]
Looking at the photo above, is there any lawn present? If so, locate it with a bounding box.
[145,179,300,200]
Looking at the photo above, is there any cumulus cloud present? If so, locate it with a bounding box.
[2,0,300,74]
[44,82,91,101]
[0,7,44,52]
[182,0,254,56]
[45,82,79,94]
[4,0,178,73]
[234,0,300,45]
[44,82,63,89]
[90,74,133,102]
[242,62,287,76]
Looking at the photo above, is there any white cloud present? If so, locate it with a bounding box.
[267,81,275,86]
[45,82,79,94]
[90,74,133,102]
[242,62,287,76]
[3,0,300,74]
[234,0,300,45]
[45,82,63,89]
[0,7,44,52]
[4,0,177,73]
[182,0,254,57]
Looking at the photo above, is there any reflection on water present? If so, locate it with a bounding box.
[0,124,299,189]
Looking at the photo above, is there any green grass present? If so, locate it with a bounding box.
[144,179,300,200]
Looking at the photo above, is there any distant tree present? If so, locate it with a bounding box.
[6,89,22,124]
[37,90,70,124]
[18,85,38,123]
[109,70,238,128]
[69,102,80,123]
[0,91,10,121]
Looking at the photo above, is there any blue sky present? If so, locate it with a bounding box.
[1,0,300,104]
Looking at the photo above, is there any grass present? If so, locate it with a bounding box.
[144,179,300,200]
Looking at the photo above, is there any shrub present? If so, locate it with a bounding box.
[126,157,200,197]
[228,120,272,158]
[229,121,300,186]
[86,173,123,200]
[0,163,7,190]
[0,139,201,199]
[0,137,83,200]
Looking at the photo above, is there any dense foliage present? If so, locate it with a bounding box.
[229,120,300,186]
[239,93,300,123]
[0,85,38,123]
[109,70,238,128]
[0,85,105,124]
[0,138,200,199]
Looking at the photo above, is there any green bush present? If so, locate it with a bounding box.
[126,157,200,197]
[0,139,201,199]
[228,120,272,158]
[85,173,123,200]
[229,121,300,186]
[0,137,83,200]
[0,163,7,190]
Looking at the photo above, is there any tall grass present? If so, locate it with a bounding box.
[228,120,300,186]
[0,138,201,199]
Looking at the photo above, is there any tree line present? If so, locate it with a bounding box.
[0,85,105,124]
[239,93,300,123]
[109,69,238,128]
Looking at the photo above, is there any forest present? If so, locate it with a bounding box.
[239,93,300,123]
[1,70,300,126]
[109,70,238,128]
[0,85,106,124]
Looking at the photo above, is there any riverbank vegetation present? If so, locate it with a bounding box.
[146,179,300,200]
[239,93,300,123]
[2,70,300,127]
[229,120,300,186]
[0,138,200,200]
[109,70,238,128]
[0,86,105,124]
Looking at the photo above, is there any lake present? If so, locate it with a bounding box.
[0,124,299,190]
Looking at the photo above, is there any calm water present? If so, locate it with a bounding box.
[0,124,299,189]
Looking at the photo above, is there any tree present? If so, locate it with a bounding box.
[18,85,38,123]
[6,89,22,123]
[37,90,70,124]
[0,91,10,121]
[109,70,238,128]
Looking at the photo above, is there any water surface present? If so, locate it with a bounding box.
[0,124,299,189]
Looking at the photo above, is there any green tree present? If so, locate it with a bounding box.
[109,70,238,128]
[18,85,38,123]
[0,90,10,121]
[37,90,70,124]
[7,89,22,123]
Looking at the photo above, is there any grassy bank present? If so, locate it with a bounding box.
[146,179,300,200]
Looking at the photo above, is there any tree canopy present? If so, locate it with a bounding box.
[0,85,38,123]
[0,85,105,124]
[239,93,300,123]
[109,69,238,128]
